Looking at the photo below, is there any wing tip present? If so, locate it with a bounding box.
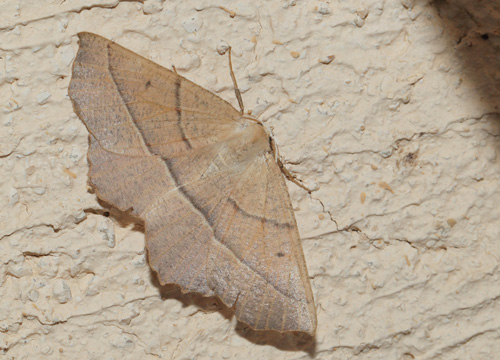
[76,31,97,40]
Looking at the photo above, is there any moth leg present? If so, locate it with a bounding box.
[277,158,313,194]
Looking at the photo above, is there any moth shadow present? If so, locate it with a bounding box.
[431,0,500,115]
[234,324,316,355]
[149,270,317,355]
[93,197,316,354]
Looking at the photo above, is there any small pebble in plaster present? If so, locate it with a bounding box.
[143,0,163,14]
[217,40,230,55]
[86,276,100,297]
[3,114,13,125]
[41,346,53,355]
[7,258,33,278]
[379,148,393,158]
[185,33,201,44]
[290,51,300,58]
[253,97,271,115]
[39,258,58,278]
[389,100,402,111]
[407,74,423,85]
[401,0,415,10]
[73,210,87,223]
[8,188,19,206]
[132,254,146,266]
[132,276,145,285]
[26,165,36,176]
[472,173,484,181]
[175,53,200,71]
[408,10,420,21]
[57,17,69,31]
[7,263,33,279]
[182,13,203,33]
[357,7,369,19]
[425,239,437,248]
[52,279,72,304]
[110,334,134,349]
[28,289,39,302]
[319,54,335,64]
[378,181,394,194]
[316,2,331,15]
[36,91,51,105]
[360,192,366,204]
[3,98,21,113]
[371,280,385,289]
[354,16,365,27]
[69,146,84,163]
[447,218,457,227]
[33,187,46,195]
[98,219,115,248]
[70,258,86,276]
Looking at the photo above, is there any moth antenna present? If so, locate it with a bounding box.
[227,46,245,115]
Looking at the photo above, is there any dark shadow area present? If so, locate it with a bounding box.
[234,322,316,355]
[430,0,500,114]
[89,198,317,354]
[148,257,317,355]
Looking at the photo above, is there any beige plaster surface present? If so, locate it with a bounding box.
[1,0,500,359]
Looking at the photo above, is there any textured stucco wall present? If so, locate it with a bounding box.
[1,0,500,359]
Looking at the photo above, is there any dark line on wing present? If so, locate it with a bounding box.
[106,44,153,154]
[162,158,298,300]
[163,158,293,229]
[227,198,294,229]
[106,44,192,154]
[174,78,192,149]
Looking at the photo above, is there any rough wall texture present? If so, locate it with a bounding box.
[1,0,500,359]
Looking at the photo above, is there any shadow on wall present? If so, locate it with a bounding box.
[96,199,317,353]
[151,273,317,355]
[430,0,500,113]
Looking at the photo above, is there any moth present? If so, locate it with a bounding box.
[68,32,316,335]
